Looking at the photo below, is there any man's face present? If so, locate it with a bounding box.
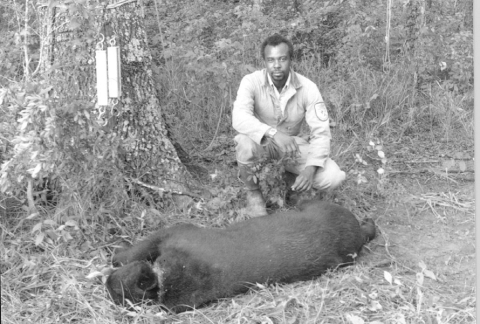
[264,43,291,87]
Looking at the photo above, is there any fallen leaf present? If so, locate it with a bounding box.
[368,300,383,311]
[442,159,455,170]
[255,283,266,289]
[423,269,437,281]
[64,220,78,227]
[392,313,406,324]
[35,232,45,246]
[86,271,104,280]
[346,314,365,324]
[418,260,427,270]
[260,316,274,324]
[32,222,42,233]
[27,212,39,219]
[28,163,42,178]
[384,271,393,284]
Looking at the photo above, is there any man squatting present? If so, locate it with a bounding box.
[232,34,346,217]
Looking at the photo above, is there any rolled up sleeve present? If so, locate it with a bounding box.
[232,74,271,144]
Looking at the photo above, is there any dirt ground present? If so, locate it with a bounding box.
[1,129,475,323]
[201,131,476,307]
[169,133,476,322]
[340,136,476,319]
[366,176,475,294]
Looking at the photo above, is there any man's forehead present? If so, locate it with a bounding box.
[265,43,290,57]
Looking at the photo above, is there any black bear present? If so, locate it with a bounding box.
[106,200,375,313]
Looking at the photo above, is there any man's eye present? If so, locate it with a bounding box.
[280,57,288,62]
[267,58,274,63]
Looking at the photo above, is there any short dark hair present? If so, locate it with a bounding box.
[261,34,294,60]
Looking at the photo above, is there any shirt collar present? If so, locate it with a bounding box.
[266,71,291,92]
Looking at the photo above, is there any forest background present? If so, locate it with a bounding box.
[0,0,475,323]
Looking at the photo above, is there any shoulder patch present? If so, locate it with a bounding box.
[314,102,329,121]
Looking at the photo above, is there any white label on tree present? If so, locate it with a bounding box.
[107,46,121,98]
[96,49,108,106]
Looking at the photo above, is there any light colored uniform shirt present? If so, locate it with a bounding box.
[232,69,331,168]
[267,72,291,116]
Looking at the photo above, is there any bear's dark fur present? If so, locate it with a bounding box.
[106,200,375,313]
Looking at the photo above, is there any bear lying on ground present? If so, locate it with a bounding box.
[106,200,376,313]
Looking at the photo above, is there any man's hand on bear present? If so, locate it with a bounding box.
[291,166,318,192]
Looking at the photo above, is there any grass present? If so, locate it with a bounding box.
[1,203,475,324]
[0,2,475,323]
[1,148,476,323]
[1,68,474,323]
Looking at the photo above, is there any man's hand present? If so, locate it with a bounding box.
[291,166,318,192]
[271,131,299,158]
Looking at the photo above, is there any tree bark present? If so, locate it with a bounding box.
[404,0,421,56]
[39,0,194,201]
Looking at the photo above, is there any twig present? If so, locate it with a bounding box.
[391,160,440,164]
[389,169,474,174]
[24,0,30,80]
[153,0,167,60]
[105,0,137,9]
[125,177,204,200]
[415,192,474,214]
[369,260,395,268]
[203,101,224,152]
[26,178,38,213]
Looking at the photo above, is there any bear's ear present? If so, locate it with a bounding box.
[112,241,133,267]
[137,267,158,291]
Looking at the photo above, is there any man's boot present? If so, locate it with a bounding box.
[238,165,267,217]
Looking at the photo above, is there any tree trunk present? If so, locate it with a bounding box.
[463,0,473,30]
[39,1,195,205]
[404,0,422,56]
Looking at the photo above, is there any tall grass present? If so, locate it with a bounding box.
[154,58,239,153]
[1,1,475,323]
[155,49,473,157]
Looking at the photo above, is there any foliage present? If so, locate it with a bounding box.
[351,139,389,194]
[0,0,130,219]
[0,1,31,86]
[0,81,57,198]
[149,0,473,158]
[0,0,475,322]
[252,157,289,208]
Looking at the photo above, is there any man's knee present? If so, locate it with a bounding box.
[313,159,346,191]
[234,134,264,165]
[328,169,346,190]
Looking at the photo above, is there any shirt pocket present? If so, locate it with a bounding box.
[287,99,305,124]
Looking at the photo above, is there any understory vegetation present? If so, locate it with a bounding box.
[0,0,475,323]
